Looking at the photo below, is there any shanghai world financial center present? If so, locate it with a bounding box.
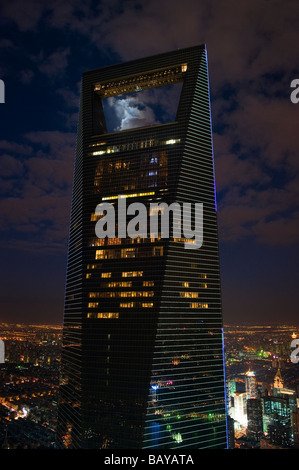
[56,45,228,449]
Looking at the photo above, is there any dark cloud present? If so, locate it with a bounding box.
[57,85,81,109]
[0,0,299,324]
[37,48,70,77]
[0,154,23,178]
[0,0,46,31]
[0,131,75,253]
[1,0,298,248]
[0,140,32,155]
[19,69,35,84]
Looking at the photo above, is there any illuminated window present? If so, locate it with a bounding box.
[89,292,100,298]
[95,249,118,260]
[120,302,135,308]
[101,272,112,278]
[102,191,155,201]
[90,212,104,221]
[199,283,208,289]
[90,239,105,246]
[95,245,164,261]
[87,312,119,319]
[173,238,196,245]
[142,303,154,308]
[89,137,180,153]
[89,141,106,147]
[142,291,154,297]
[143,281,154,287]
[96,250,105,260]
[180,292,198,298]
[181,282,189,288]
[92,150,106,156]
[199,273,207,279]
[99,291,154,298]
[103,281,132,288]
[89,237,123,247]
[87,264,100,270]
[121,248,136,258]
[88,302,99,308]
[120,292,136,298]
[163,138,180,145]
[153,246,163,256]
[107,238,122,245]
[181,64,188,72]
[86,273,92,279]
[122,271,143,277]
[190,303,208,309]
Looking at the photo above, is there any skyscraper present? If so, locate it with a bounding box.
[246,399,263,442]
[245,370,257,399]
[56,45,227,449]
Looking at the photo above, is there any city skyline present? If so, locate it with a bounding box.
[1,322,298,449]
[1,1,299,326]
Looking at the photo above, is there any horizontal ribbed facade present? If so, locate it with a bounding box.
[56,45,227,449]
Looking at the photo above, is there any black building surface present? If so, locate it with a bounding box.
[56,45,227,449]
[247,399,263,442]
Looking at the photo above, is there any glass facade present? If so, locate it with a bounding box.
[56,45,227,449]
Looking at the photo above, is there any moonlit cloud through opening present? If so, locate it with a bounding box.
[102,83,183,132]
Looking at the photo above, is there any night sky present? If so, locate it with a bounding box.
[0,0,299,326]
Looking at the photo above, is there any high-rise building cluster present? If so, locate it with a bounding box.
[0,324,298,449]
[0,324,61,449]
[226,327,299,449]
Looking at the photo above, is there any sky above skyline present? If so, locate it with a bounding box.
[0,0,299,325]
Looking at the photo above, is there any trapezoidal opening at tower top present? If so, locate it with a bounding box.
[93,63,188,134]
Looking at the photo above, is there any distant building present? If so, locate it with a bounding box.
[273,368,284,389]
[245,370,257,399]
[230,392,247,427]
[227,378,236,409]
[227,415,235,449]
[268,421,291,448]
[246,399,263,442]
[292,408,299,449]
[1,428,10,449]
[263,392,296,447]
[260,437,283,449]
